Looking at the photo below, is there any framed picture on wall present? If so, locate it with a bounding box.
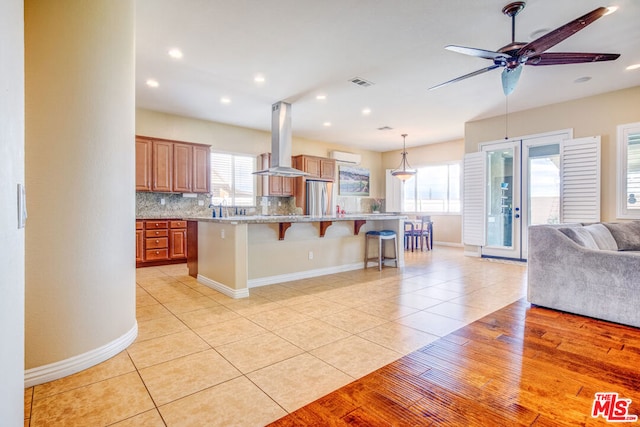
[338,165,370,196]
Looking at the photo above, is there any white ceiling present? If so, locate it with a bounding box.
[136,0,640,152]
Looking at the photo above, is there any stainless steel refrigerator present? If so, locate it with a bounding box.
[306,180,334,217]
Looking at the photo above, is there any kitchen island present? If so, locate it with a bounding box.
[186,214,406,298]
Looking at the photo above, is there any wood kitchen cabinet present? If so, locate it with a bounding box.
[136,135,211,193]
[292,155,335,181]
[173,143,193,193]
[135,138,152,191]
[192,144,211,193]
[135,221,144,262]
[136,219,188,267]
[152,140,173,192]
[258,153,293,196]
[169,221,187,259]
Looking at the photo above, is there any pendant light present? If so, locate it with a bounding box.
[391,134,416,181]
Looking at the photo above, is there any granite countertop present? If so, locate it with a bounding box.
[183,213,407,224]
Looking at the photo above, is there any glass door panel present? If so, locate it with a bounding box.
[482,141,521,259]
[527,144,560,226]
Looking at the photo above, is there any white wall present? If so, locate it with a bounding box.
[0,0,25,423]
[25,0,136,380]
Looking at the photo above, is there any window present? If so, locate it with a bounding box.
[403,163,461,213]
[617,122,640,219]
[210,152,256,206]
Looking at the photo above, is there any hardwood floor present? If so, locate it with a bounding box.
[269,299,640,426]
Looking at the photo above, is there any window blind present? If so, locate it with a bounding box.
[210,152,255,206]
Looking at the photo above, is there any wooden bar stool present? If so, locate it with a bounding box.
[364,230,398,271]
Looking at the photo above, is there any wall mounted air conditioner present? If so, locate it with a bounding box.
[329,151,361,165]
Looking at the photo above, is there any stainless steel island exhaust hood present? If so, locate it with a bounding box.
[253,101,309,177]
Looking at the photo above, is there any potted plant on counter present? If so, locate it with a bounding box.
[371,199,381,213]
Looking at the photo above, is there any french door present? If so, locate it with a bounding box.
[479,133,569,260]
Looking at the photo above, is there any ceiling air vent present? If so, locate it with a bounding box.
[377,126,393,131]
[349,77,374,87]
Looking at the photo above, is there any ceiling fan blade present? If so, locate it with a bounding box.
[501,65,522,96]
[517,7,608,57]
[445,45,508,61]
[527,52,620,66]
[429,65,501,91]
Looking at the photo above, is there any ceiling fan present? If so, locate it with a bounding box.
[429,2,620,95]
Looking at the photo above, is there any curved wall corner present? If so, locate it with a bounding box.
[25,0,136,378]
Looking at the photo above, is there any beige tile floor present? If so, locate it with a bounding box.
[24,247,527,427]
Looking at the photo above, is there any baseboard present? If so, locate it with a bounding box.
[24,322,138,388]
[247,262,364,289]
[433,241,463,248]
[197,274,251,299]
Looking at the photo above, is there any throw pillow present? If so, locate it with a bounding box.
[603,221,640,251]
[558,227,599,250]
[583,223,618,251]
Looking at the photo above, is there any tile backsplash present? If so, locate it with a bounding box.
[136,192,385,218]
[136,192,212,218]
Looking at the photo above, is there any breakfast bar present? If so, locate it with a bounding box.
[186,214,406,298]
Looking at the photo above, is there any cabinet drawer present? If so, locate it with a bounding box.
[170,220,187,229]
[146,237,169,249]
[136,221,143,230]
[145,248,169,260]
[145,229,169,238]
[146,221,169,230]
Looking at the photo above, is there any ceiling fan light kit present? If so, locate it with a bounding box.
[430,2,620,96]
[391,134,416,181]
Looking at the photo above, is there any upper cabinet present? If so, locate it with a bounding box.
[258,153,293,196]
[135,137,152,191]
[152,140,173,192]
[136,136,211,193]
[293,155,336,181]
[192,145,211,193]
[173,143,193,193]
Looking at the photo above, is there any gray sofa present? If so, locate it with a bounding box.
[527,221,640,328]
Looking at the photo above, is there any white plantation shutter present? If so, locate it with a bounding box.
[462,152,486,246]
[385,169,403,212]
[560,136,601,223]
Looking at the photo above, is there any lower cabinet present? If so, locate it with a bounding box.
[136,221,144,262]
[136,219,188,267]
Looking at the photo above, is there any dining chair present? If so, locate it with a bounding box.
[413,215,432,251]
[404,221,415,251]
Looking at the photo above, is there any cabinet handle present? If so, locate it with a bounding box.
[155,223,159,226]
[155,239,159,243]
[155,231,159,235]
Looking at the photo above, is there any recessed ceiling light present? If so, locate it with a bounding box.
[323,122,331,127]
[168,48,183,59]
[605,6,618,16]
[146,79,159,88]
[220,97,231,104]
[362,108,371,116]
[316,94,327,100]
[626,64,640,71]
[254,74,265,83]
[574,76,592,84]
